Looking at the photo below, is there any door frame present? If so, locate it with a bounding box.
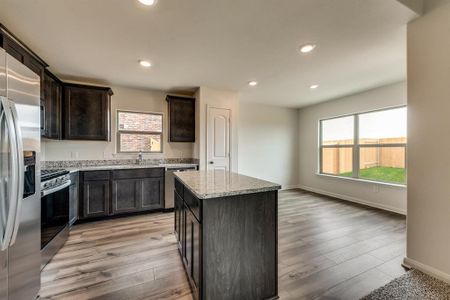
[206,105,232,171]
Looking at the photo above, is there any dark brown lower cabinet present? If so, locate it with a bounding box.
[175,191,184,252]
[190,209,201,295]
[111,178,141,214]
[183,203,192,270]
[177,200,201,299]
[141,177,164,210]
[174,178,278,300]
[83,179,110,219]
[79,168,164,220]
[69,172,79,226]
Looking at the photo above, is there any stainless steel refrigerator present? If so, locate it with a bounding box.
[0,48,41,299]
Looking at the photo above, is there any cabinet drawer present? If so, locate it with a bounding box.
[82,170,110,181]
[112,168,164,179]
[184,188,201,222]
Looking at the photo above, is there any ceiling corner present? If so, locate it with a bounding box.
[396,0,424,15]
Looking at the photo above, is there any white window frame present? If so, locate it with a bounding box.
[117,110,164,153]
[318,106,407,185]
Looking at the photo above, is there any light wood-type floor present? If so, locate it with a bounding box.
[40,189,407,300]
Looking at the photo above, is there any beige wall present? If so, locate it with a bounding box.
[405,0,450,282]
[42,86,193,161]
[238,102,299,189]
[298,81,407,214]
[193,87,239,172]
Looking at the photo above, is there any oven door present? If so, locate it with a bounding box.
[41,182,70,250]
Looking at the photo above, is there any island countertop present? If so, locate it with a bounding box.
[174,170,281,199]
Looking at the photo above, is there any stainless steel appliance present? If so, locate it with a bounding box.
[164,165,197,209]
[0,48,41,300]
[40,169,70,269]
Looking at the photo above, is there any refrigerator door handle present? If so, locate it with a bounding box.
[9,100,24,246]
[0,109,7,250]
[0,97,19,251]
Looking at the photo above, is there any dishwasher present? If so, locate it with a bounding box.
[165,165,197,209]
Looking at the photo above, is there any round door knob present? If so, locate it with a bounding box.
[209,161,214,164]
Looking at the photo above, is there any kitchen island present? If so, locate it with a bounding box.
[174,170,281,300]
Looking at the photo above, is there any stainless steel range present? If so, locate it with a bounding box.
[40,169,71,269]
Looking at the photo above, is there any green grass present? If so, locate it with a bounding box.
[340,167,405,184]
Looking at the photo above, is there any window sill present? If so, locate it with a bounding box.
[316,173,407,188]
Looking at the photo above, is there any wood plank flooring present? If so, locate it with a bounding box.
[40,189,406,300]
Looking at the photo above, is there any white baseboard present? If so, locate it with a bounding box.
[403,257,450,284]
[298,185,406,215]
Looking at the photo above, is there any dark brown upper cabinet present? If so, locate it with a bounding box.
[63,83,113,141]
[1,24,113,142]
[42,70,62,139]
[166,95,195,142]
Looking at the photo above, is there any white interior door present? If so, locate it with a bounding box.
[207,107,230,171]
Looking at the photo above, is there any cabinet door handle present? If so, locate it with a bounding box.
[209,161,214,164]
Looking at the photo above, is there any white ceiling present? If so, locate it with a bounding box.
[0,0,417,107]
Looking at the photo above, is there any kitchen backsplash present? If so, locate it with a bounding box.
[41,158,200,168]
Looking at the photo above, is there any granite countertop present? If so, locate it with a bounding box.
[44,163,198,173]
[174,170,281,199]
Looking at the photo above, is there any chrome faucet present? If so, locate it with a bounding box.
[137,151,143,164]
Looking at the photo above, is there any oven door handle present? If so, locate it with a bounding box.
[41,180,71,197]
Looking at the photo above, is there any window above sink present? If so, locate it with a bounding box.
[117,110,163,153]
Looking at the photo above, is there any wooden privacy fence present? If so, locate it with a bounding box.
[322,138,406,174]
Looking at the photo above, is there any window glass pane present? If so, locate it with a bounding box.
[119,133,161,152]
[321,147,353,176]
[118,111,162,132]
[359,107,406,144]
[321,116,354,145]
[359,147,406,183]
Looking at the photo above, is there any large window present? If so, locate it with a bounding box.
[319,107,406,184]
[117,111,163,153]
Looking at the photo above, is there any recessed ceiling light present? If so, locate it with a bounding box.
[138,0,157,6]
[139,60,152,67]
[309,84,319,89]
[299,44,316,54]
[248,81,258,86]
